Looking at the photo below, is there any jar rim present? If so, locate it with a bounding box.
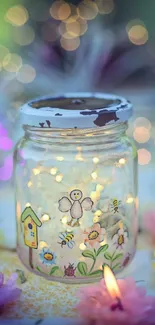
[20,92,132,129]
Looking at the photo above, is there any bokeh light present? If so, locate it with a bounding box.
[50,1,71,21]
[60,37,80,51]
[13,26,35,46]
[0,45,9,66]
[77,0,98,20]
[133,127,150,143]
[3,53,22,72]
[134,117,151,129]
[66,21,80,37]
[138,149,151,165]
[126,20,148,45]
[5,5,29,27]
[17,64,36,83]
[96,0,114,14]
[41,22,58,42]
[66,19,88,37]
[58,3,71,20]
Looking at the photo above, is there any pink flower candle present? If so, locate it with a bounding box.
[0,272,21,313]
[77,265,155,325]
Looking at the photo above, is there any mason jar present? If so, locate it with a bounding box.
[14,93,138,284]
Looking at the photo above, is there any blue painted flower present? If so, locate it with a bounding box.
[39,248,56,266]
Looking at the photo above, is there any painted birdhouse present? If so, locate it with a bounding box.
[21,207,42,249]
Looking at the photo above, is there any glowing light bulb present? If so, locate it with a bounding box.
[90,191,97,201]
[100,240,106,246]
[41,214,50,222]
[77,146,82,151]
[126,197,134,204]
[61,216,68,224]
[93,216,100,223]
[56,156,64,161]
[79,243,86,250]
[75,153,84,161]
[27,181,32,188]
[56,174,63,182]
[96,184,104,192]
[119,158,126,165]
[94,210,102,217]
[93,157,100,164]
[25,202,31,207]
[91,171,98,180]
[50,167,57,175]
[39,241,48,249]
[33,168,40,175]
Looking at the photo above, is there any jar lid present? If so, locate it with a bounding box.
[20,92,132,129]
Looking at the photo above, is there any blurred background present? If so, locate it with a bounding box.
[0,0,155,248]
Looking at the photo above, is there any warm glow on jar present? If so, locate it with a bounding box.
[50,168,58,175]
[33,168,40,175]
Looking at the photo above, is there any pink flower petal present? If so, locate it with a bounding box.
[93,223,101,232]
[0,273,21,308]
[0,137,13,151]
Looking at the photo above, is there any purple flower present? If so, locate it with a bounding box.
[0,272,21,310]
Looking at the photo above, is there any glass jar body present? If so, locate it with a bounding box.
[14,125,138,283]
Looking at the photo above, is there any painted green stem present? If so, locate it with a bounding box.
[89,258,96,273]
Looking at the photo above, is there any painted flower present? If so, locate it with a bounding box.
[39,248,56,266]
[0,273,21,308]
[83,223,106,248]
[112,228,128,250]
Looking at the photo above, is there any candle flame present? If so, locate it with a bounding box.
[104,265,121,299]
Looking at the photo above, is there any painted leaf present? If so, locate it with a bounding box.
[104,252,112,260]
[89,269,103,276]
[102,263,107,270]
[36,266,42,273]
[49,266,59,275]
[112,253,123,262]
[96,244,109,256]
[82,250,95,260]
[94,248,97,256]
[77,262,88,275]
[112,263,120,271]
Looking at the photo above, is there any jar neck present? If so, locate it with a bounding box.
[24,123,128,147]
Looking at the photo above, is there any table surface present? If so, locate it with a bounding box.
[0,233,153,320]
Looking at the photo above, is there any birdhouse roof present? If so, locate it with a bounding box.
[21,207,42,227]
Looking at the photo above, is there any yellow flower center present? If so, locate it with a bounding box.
[88,230,99,240]
[118,234,124,245]
[44,253,53,261]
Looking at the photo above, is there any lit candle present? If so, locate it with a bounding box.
[77,264,155,325]
[104,265,123,311]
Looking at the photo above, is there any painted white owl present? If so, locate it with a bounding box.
[58,189,93,227]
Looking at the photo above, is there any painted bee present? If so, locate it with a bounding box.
[110,198,121,213]
[58,231,75,249]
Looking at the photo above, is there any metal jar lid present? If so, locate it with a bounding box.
[20,92,132,129]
